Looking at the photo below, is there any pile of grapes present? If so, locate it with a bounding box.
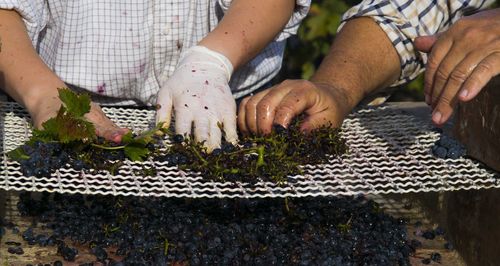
[431,134,466,159]
[10,88,347,184]
[2,192,414,265]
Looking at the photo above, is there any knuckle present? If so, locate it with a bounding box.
[449,68,469,83]
[246,97,259,110]
[297,80,315,90]
[426,56,440,70]
[452,19,468,30]
[462,27,479,39]
[476,61,493,73]
[435,67,451,82]
[256,98,272,113]
[280,79,297,87]
[240,96,250,106]
[438,94,453,106]
[276,105,295,116]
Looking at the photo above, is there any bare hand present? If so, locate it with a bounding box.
[414,8,500,125]
[30,96,128,143]
[238,80,352,135]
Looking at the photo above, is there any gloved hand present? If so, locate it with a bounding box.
[156,46,238,151]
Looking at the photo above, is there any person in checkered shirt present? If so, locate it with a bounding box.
[0,0,310,151]
[239,0,499,135]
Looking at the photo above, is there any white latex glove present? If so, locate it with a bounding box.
[156,46,238,151]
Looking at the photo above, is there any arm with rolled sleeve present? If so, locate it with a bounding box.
[0,2,129,142]
[341,0,494,86]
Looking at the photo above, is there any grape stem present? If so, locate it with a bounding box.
[91,143,126,150]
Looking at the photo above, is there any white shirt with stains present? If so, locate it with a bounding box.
[1,0,311,105]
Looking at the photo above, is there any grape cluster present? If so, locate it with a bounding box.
[13,123,345,185]
[156,124,347,184]
[431,134,466,159]
[15,140,96,177]
[17,141,68,177]
[14,138,132,178]
[9,193,413,265]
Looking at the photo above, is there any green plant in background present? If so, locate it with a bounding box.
[281,0,500,102]
[281,1,351,80]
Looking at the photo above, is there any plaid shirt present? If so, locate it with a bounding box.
[0,0,310,106]
[342,0,495,87]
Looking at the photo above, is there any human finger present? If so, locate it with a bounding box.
[237,96,251,135]
[424,36,453,105]
[174,104,195,138]
[459,52,500,102]
[431,51,487,124]
[429,44,467,108]
[244,89,271,135]
[155,89,173,128]
[255,82,298,135]
[414,35,439,53]
[87,103,129,143]
[206,120,222,152]
[221,111,238,144]
[273,85,316,128]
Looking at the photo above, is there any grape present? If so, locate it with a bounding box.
[10,193,416,264]
[431,252,441,262]
[7,246,24,255]
[432,134,466,159]
[433,147,448,159]
[91,246,108,261]
[72,160,85,171]
[172,134,184,143]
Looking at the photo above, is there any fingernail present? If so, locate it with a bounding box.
[432,111,442,124]
[459,89,469,99]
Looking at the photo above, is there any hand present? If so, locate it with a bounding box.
[29,90,129,143]
[238,80,352,135]
[414,8,500,125]
[156,46,238,151]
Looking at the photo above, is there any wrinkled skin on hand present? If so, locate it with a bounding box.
[415,8,500,125]
[238,79,352,135]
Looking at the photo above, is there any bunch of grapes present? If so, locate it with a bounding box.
[431,134,466,159]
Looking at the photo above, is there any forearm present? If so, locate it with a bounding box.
[0,10,64,110]
[311,17,400,109]
[199,0,295,69]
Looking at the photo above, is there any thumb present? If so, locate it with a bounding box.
[414,35,439,53]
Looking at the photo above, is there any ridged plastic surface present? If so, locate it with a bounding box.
[1,102,498,198]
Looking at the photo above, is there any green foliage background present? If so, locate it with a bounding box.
[280,0,500,102]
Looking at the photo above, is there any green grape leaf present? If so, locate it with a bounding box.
[7,147,29,161]
[124,143,149,162]
[33,105,96,143]
[58,88,92,117]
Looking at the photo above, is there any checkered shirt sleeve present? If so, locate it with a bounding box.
[0,0,48,45]
[340,0,494,87]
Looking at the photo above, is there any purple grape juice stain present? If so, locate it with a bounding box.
[136,62,146,73]
[97,83,106,94]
